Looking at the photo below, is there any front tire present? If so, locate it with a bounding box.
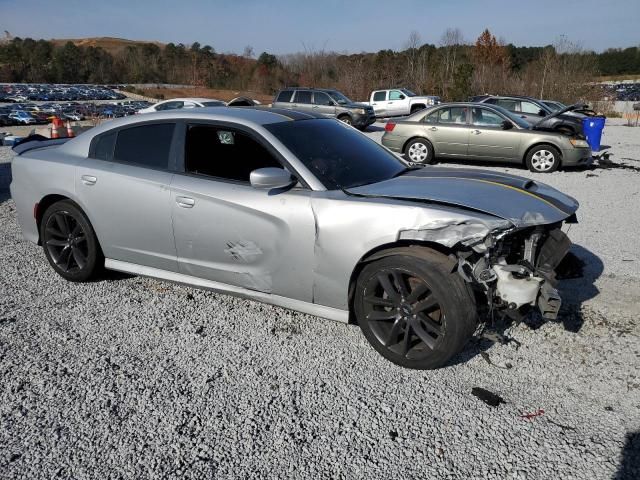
[40,200,103,282]
[354,248,477,369]
[404,138,435,164]
[338,115,353,126]
[526,145,560,173]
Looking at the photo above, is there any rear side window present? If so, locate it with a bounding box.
[92,132,116,161]
[113,123,175,169]
[294,91,312,104]
[276,90,293,102]
[436,107,467,125]
[373,91,386,102]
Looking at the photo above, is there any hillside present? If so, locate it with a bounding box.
[50,37,165,55]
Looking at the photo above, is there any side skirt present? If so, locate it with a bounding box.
[104,258,350,324]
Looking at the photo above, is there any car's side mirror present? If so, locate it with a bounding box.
[399,94,406,100]
[502,120,514,130]
[250,167,296,190]
[538,109,547,117]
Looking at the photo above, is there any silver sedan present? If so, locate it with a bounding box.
[10,107,578,369]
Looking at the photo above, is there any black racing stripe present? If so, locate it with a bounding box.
[404,169,575,215]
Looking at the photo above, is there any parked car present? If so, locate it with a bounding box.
[363,89,441,117]
[381,102,592,173]
[11,107,578,369]
[138,98,226,114]
[8,110,36,125]
[470,95,586,135]
[272,88,376,130]
[62,111,84,121]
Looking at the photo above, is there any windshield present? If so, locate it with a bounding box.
[265,119,406,189]
[401,89,417,97]
[327,91,352,105]
[488,105,532,128]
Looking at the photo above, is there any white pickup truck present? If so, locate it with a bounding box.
[362,89,441,117]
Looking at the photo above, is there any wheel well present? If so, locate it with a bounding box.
[337,113,351,120]
[402,136,433,153]
[346,241,455,324]
[35,194,70,244]
[523,143,563,166]
[410,104,426,112]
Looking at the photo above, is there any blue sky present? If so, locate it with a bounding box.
[2,0,639,54]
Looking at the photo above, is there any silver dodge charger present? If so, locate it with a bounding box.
[10,107,578,369]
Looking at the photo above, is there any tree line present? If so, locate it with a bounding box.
[0,30,638,103]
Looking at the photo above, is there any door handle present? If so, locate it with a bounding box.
[311,105,319,109]
[471,129,481,135]
[176,196,195,208]
[429,126,437,131]
[81,175,97,185]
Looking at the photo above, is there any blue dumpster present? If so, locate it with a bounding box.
[582,117,605,151]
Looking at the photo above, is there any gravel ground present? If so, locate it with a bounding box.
[1,122,639,479]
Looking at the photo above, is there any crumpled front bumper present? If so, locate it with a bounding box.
[459,227,572,321]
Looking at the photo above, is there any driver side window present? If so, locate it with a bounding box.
[521,101,542,114]
[184,124,282,183]
[389,90,404,100]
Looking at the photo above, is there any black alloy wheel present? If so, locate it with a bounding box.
[355,249,477,369]
[41,200,102,282]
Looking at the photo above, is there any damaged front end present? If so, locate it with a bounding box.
[457,225,572,321]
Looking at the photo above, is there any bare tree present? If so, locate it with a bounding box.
[405,31,421,82]
[242,45,254,58]
[438,28,464,97]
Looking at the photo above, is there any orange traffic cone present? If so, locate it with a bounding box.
[66,120,75,138]
[51,116,63,139]
[50,122,59,139]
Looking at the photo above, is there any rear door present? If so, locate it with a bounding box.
[273,90,294,109]
[468,106,521,161]
[76,122,179,271]
[423,106,469,157]
[170,122,316,300]
[291,90,313,113]
[312,91,337,117]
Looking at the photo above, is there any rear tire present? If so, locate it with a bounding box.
[354,248,477,369]
[525,145,561,173]
[404,138,435,164]
[40,200,103,282]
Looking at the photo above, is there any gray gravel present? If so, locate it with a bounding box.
[1,122,639,479]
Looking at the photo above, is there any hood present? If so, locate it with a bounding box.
[344,102,372,110]
[346,167,579,227]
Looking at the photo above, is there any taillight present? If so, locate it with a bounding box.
[384,122,396,132]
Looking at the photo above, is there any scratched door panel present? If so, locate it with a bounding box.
[170,174,316,302]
